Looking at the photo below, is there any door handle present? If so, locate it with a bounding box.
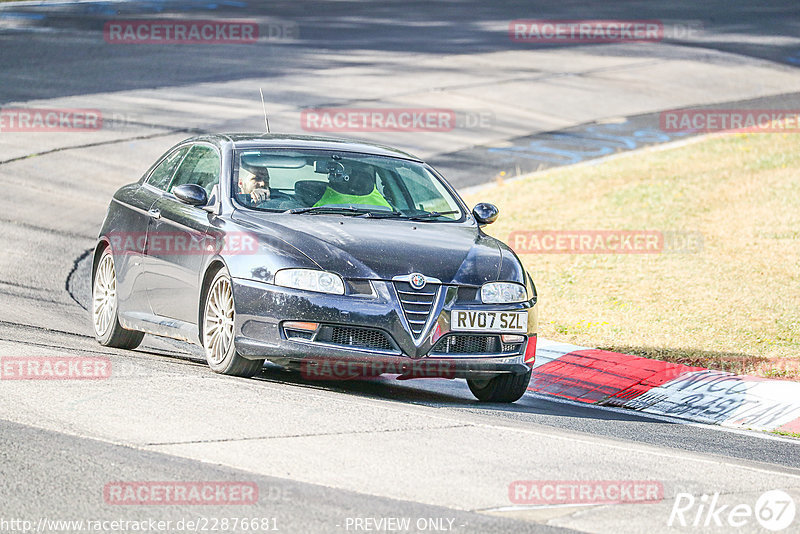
[148,208,161,220]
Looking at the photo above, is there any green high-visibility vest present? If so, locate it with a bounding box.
[314,185,392,209]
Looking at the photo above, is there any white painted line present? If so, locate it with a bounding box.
[624,370,800,431]
[479,502,600,512]
[0,0,127,8]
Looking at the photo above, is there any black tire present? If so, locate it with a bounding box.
[202,268,264,377]
[467,368,532,403]
[92,247,144,350]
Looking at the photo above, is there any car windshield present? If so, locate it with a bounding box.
[232,149,463,221]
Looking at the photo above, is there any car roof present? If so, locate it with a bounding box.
[187,133,423,162]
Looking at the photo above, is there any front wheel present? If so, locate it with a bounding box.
[467,368,532,403]
[202,269,264,377]
[92,247,144,349]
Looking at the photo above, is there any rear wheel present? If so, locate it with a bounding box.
[467,368,532,403]
[203,269,264,377]
[92,248,144,349]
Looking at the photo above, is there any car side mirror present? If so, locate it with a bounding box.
[472,202,499,225]
[173,184,208,207]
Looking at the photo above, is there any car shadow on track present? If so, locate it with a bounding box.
[253,364,479,404]
[126,333,678,424]
[250,363,674,425]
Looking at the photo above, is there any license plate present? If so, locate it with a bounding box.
[451,310,527,333]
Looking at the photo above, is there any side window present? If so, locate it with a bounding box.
[146,147,189,190]
[169,145,221,194]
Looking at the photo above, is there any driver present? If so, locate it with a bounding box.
[238,156,272,203]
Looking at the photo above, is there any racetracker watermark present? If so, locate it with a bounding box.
[0,108,102,132]
[104,482,259,505]
[0,357,111,380]
[300,108,457,132]
[300,359,459,380]
[669,489,796,531]
[660,109,800,133]
[510,20,663,43]
[509,480,664,505]
[107,231,258,256]
[752,359,800,378]
[508,230,703,254]
[103,20,297,44]
[0,517,279,532]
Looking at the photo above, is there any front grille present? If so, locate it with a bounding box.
[319,325,394,351]
[431,335,523,355]
[394,281,439,337]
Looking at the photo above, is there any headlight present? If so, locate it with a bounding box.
[274,269,345,295]
[481,282,527,304]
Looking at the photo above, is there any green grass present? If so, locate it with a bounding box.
[465,132,800,378]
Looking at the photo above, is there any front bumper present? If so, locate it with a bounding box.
[231,277,537,377]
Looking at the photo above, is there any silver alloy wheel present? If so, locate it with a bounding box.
[204,275,235,365]
[93,252,117,338]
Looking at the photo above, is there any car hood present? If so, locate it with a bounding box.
[231,211,506,286]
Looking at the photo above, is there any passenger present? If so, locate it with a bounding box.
[314,168,391,208]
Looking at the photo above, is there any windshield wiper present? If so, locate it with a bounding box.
[354,210,460,221]
[286,206,374,215]
[286,206,459,220]
[403,210,459,221]
[355,210,405,218]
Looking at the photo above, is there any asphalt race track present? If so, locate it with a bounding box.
[1,1,800,533]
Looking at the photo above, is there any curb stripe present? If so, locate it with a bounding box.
[531,340,800,433]
[777,417,800,434]
[529,348,702,404]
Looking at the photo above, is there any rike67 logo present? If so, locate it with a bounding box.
[669,490,796,531]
